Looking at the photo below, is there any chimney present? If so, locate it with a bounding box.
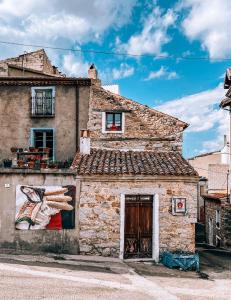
[88,63,98,79]
[80,130,90,155]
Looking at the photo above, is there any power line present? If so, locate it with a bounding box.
[1,40,231,61]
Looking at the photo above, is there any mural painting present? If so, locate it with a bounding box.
[15,185,75,230]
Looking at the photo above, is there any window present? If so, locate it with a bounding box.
[102,112,124,133]
[31,87,55,116]
[31,129,54,160]
[216,209,221,228]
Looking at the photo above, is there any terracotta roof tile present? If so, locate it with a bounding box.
[71,149,198,177]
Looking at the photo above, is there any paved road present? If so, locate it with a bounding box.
[0,253,230,300]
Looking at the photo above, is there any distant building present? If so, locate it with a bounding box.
[188,136,229,223]
[102,84,120,95]
[203,193,231,249]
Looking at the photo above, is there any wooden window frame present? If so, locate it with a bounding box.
[102,112,125,133]
[31,86,55,117]
[30,128,55,160]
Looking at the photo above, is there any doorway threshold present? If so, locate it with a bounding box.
[123,258,154,262]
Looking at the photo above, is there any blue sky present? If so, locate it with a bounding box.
[0,0,230,158]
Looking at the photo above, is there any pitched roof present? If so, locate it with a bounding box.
[71,149,198,176]
[92,86,188,129]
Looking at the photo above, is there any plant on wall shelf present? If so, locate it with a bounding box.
[3,159,12,168]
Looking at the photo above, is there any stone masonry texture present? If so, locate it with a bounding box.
[78,177,197,257]
[88,86,188,153]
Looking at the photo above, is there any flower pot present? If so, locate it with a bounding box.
[3,160,12,168]
[28,161,35,169]
[17,160,24,168]
[41,162,47,169]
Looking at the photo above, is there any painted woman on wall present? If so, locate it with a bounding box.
[15,185,75,230]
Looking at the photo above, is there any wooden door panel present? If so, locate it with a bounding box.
[124,195,153,258]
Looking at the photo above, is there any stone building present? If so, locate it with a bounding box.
[0,49,198,260]
[71,148,198,258]
[203,193,231,248]
[188,136,229,223]
[0,49,63,77]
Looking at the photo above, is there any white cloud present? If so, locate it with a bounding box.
[145,66,179,80]
[156,84,229,152]
[179,0,231,58]
[62,53,89,77]
[112,63,134,80]
[0,0,136,67]
[119,7,176,56]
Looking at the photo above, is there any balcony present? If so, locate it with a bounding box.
[31,96,55,117]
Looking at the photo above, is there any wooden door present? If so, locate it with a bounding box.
[124,195,153,258]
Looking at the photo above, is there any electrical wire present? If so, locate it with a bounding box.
[1,40,231,61]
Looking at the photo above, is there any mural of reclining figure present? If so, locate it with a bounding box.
[15,186,75,230]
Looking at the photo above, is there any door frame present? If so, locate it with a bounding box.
[119,193,159,262]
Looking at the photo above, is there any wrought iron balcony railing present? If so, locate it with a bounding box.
[31,97,55,117]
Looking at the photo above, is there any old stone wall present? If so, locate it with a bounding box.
[1,49,60,76]
[78,176,197,257]
[0,170,79,253]
[88,86,186,152]
[205,199,231,248]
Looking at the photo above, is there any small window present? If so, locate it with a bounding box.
[105,112,122,132]
[31,87,55,116]
[216,210,221,228]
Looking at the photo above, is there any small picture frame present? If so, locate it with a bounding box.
[172,197,187,215]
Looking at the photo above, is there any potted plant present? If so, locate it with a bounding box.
[28,158,35,169]
[48,161,58,169]
[34,160,41,170]
[17,159,24,168]
[3,159,12,168]
[41,160,47,169]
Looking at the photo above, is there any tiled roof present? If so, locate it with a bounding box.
[0,77,91,86]
[71,149,198,176]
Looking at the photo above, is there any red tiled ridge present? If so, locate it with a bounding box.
[71,149,198,176]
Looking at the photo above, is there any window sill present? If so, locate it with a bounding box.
[31,115,55,118]
[102,130,124,134]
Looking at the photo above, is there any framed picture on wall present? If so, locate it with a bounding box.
[172,197,187,215]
